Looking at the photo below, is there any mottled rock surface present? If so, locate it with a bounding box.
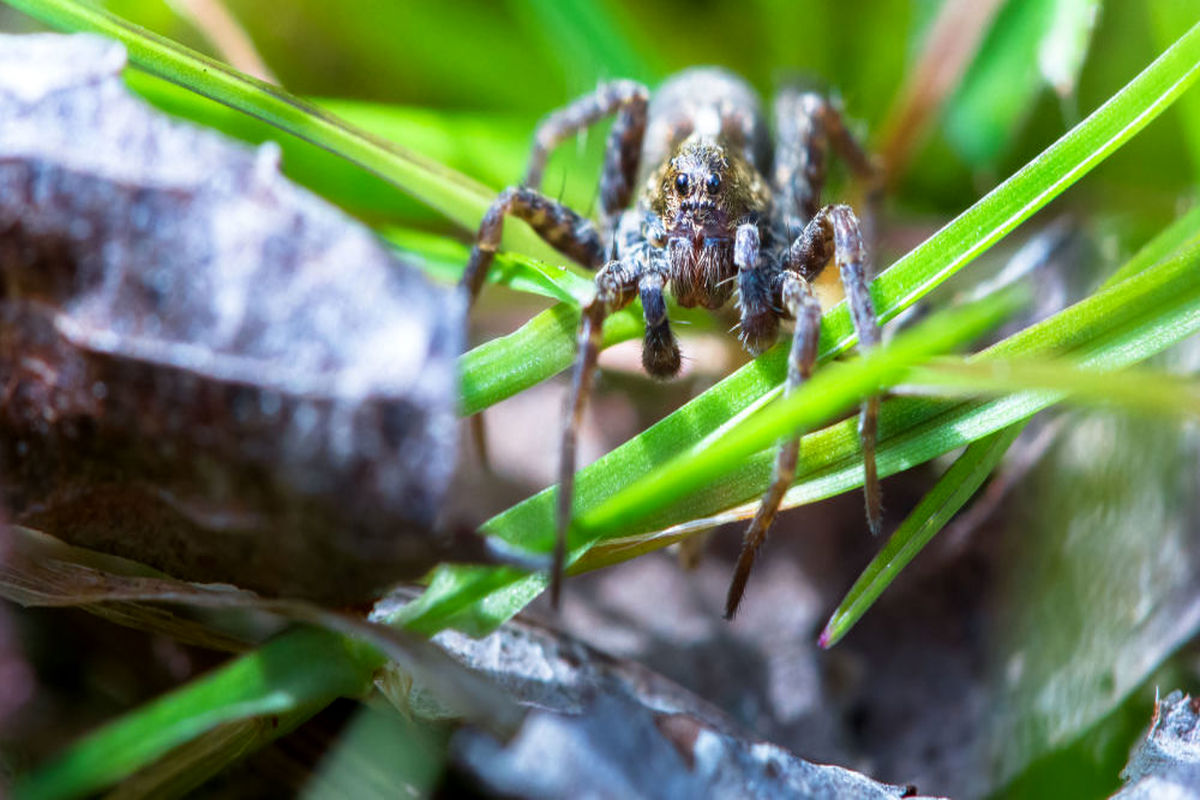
[0,34,466,602]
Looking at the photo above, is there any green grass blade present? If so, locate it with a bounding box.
[1107,202,1200,285]
[80,708,317,799]
[880,16,1200,320]
[905,356,1200,417]
[4,0,563,261]
[459,303,644,417]
[1148,0,1200,177]
[382,227,593,304]
[819,219,1200,646]
[14,627,376,800]
[819,423,1026,648]
[574,289,1025,538]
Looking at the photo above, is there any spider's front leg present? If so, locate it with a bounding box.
[462,82,648,466]
[463,82,650,303]
[726,223,819,618]
[554,255,654,604]
[727,267,821,619]
[462,186,605,306]
[790,204,883,531]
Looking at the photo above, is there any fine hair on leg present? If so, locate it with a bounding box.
[552,259,639,605]
[522,80,650,225]
[462,186,605,306]
[726,272,821,619]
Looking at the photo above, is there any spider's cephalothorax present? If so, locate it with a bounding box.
[463,68,882,617]
[651,135,768,307]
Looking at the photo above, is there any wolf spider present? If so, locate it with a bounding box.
[463,68,882,618]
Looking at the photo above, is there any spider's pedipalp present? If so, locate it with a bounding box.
[638,259,682,378]
[734,221,781,355]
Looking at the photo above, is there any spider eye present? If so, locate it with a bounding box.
[705,173,721,194]
[674,173,690,196]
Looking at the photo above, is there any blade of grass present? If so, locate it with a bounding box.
[382,227,593,305]
[459,303,644,417]
[4,0,565,262]
[122,70,534,225]
[84,709,314,799]
[819,424,1025,647]
[1108,202,1200,285]
[818,208,1200,646]
[1148,0,1200,178]
[904,356,1200,417]
[14,627,377,800]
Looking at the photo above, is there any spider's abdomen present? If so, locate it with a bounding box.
[640,67,770,181]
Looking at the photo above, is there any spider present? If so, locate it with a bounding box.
[462,67,882,618]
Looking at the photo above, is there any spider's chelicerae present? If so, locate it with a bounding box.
[463,67,882,617]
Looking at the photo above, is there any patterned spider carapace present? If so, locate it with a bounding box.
[463,68,883,618]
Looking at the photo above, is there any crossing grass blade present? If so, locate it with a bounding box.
[13,627,377,800]
[3,0,567,264]
[818,215,1200,647]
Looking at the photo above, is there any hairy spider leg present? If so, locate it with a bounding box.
[726,270,822,619]
[463,186,605,305]
[465,82,649,501]
[461,186,606,489]
[726,204,879,618]
[523,80,650,225]
[777,93,883,534]
[774,90,883,247]
[554,258,641,605]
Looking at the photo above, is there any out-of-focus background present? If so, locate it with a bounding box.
[3,1,1200,798]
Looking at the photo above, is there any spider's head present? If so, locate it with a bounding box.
[649,134,767,241]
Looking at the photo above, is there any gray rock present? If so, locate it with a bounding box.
[0,33,470,602]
